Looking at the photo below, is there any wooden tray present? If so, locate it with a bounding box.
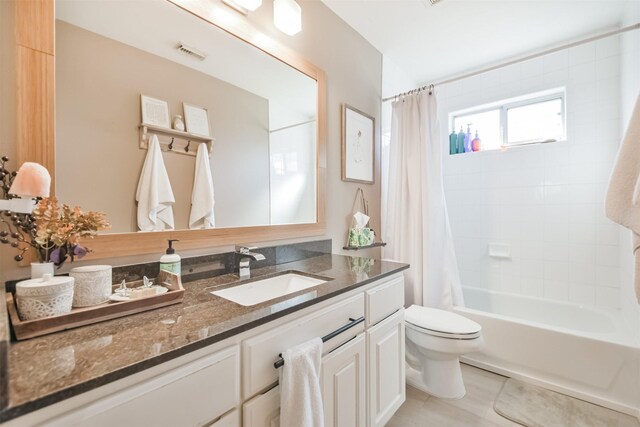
[6,271,184,340]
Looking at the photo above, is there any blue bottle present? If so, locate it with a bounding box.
[449,129,458,155]
[456,127,465,154]
[464,125,472,153]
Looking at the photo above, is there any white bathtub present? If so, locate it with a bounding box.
[453,287,640,417]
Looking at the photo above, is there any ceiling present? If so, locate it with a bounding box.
[321,0,634,92]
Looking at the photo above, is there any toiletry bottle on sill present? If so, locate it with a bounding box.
[160,239,181,275]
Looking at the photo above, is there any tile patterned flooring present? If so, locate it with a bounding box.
[387,364,526,427]
[388,363,640,427]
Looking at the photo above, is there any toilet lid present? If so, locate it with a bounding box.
[405,305,481,337]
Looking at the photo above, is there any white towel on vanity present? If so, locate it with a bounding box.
[605,91,640,303]
[189,143,215,229]
[279,337,324,427]
[135,134,175,231]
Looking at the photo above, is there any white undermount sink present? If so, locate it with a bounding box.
[211,272,329,306]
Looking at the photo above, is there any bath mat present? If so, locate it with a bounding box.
[494,379,640,427]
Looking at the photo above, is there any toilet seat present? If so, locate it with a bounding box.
[405,305,481,340]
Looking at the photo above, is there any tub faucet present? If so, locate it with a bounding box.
[235,245,266,279]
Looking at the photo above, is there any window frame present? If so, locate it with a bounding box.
[450,87,566,150]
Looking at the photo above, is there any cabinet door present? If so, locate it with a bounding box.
[321,333,366,427]
[367,309,405,427]
[243,385,280,427]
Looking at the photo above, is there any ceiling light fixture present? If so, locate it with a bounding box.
[274,0,301,36]
[233,0,262,11]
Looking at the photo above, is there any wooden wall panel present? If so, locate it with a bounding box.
[15,0,54,54]
[16,45,55,193]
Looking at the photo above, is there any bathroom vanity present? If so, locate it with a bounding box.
[0,255,408,426]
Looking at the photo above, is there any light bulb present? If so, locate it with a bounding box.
[274,0,301,36]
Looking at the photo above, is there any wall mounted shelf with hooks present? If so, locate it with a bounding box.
[139,124,214,157]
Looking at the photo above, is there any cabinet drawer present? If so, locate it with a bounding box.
[366,276,404,327]
[243,293,364,399]
[243,386,280,427]
[46,345,240,427]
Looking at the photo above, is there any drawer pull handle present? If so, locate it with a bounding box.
[273,316,365,369]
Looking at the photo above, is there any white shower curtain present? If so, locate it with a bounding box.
[382,91,464,309]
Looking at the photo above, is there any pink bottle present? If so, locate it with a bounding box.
[471,131,481,152]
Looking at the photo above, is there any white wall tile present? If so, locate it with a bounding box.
[544,280,569,301]
[543,50,569,73]
[569,43,596,66]
[441,37,622,310]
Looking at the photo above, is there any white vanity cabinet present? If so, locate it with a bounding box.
[7,273,405,427]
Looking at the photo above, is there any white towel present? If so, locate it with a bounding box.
[135,134,175,231]
[279,337,324,427]
[605,91,640,303]
[189,143,215,229]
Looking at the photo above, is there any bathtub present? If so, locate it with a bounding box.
[453,287,640,417]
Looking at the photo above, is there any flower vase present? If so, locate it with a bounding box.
[31,262,54,279]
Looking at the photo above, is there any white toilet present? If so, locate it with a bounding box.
[404,304,483,399]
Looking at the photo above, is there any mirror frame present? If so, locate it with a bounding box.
[15,0,326,259]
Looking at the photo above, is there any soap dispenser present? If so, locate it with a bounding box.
[160,239,181,275]
[464,124,472,153]
[472,131,482,152]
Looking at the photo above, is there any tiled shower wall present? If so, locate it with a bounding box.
[438,36,624,309]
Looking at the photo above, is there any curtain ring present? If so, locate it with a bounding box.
[428,84,434,95]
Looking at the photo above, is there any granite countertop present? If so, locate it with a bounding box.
[0,254,408,422]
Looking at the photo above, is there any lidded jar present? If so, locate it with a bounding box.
[15,274,74,321]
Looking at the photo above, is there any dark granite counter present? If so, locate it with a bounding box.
[0,254,408,422]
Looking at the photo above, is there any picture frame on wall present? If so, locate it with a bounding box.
[140,95,171,129]
[183,103,211,137]
[342,104,375,184]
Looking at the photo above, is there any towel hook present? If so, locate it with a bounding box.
[185,140,191,153]
[168,137,174,150]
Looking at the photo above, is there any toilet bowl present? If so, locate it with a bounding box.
[404,304,483,399]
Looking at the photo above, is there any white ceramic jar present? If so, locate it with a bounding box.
[70,265,113,307]
[16,274,74,321]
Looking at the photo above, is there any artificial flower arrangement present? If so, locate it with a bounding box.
[0,156,110,267]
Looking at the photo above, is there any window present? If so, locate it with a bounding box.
[450,88,565,153]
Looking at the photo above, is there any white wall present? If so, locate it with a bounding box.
[439,36,627,311]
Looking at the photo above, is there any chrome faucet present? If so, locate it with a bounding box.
[235,245,266,279]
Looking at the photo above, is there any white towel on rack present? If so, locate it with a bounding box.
[189,143,215,229]
[135,134,175,231]
[605,91,640,303]
[279,337,324,427]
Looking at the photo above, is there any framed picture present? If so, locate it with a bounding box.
[342,104,375,184]
[183,103,211,137]
[140,95,170,128]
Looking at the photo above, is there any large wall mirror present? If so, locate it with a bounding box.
[45,0,325,257]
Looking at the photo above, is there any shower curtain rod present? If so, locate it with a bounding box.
[382,22,640,103]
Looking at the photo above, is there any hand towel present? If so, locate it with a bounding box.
[279,337,324,427]
[189,143,215,229]
[135,134,175,231]
[605,91,640,302]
